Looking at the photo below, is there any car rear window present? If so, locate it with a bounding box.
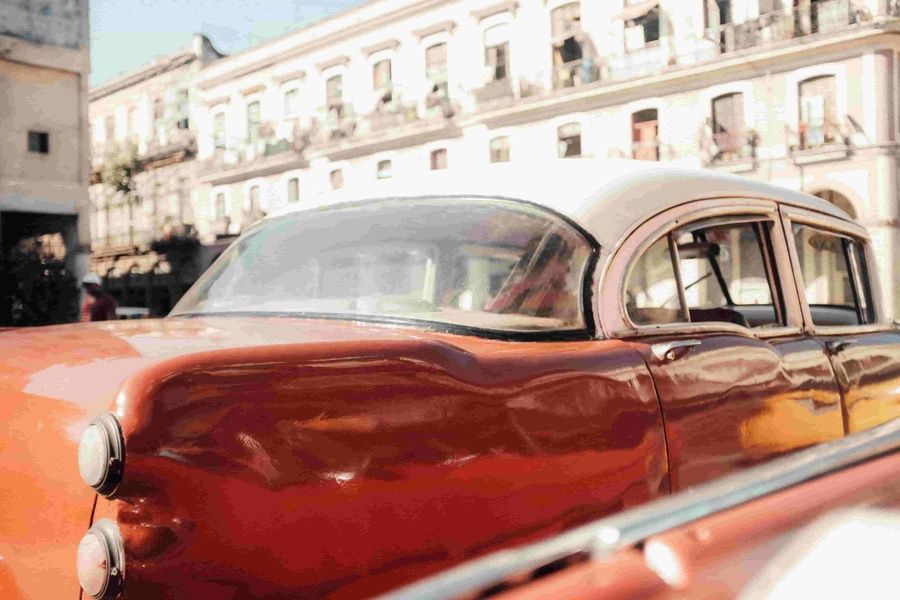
[172,197,594,334]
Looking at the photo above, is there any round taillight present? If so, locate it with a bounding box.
[76,519,125,599]
[78,413,125,496]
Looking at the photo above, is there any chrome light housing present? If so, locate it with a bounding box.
[76,519,125,599]
[78,413,125,496]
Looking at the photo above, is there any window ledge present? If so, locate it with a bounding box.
[791,144,850,165]
[709,157,756,173]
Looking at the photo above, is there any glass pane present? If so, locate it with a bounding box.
[793,224,862,326]
[675,220,779,328]
[625,236,685,326]
[173,198,593,333]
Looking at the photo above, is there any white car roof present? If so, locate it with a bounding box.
[271,159,851,249]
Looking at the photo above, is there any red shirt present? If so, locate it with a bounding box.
[81,293,118,322]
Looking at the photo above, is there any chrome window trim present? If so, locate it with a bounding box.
[599,198,801,339]
[781,206,889,332]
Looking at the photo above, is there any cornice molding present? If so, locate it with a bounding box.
[238,83,267,96]
[197,0,454,91]
[316,55,350,72]
[471,1,518,21]
[413,20,457,40]
[273,69,307,83]
[363,38,401,56]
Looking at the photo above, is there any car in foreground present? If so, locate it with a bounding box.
[381,417,900,600]
[0,160,897,599]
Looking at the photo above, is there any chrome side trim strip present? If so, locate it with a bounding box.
[379,418,900,600]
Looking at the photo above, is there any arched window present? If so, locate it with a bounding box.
[814,190,857,220]
[326,75,343,109]
[484,24,510,82]
[489,136,510,162]
[330,168,344,190]
[376,159,393,179]
[557,123,581,158]
[372,59,393,104]
[430,148,448,170]
[798,75,838,149]
[711,92,746,160]
[287,178,300,204]
[631,109,659,160]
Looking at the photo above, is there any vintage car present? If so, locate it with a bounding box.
[382,418,900,600]
[0,160,898,599]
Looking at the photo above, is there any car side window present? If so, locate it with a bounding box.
[625,236,686,326]
[625,218,784,329]
[676,221,781,329]
[792,224,875,326]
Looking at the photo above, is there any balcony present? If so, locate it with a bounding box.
[551,59,602,91]
[199,130,309,186]
[141,127,196,169]
[313,101,462,161]
[700,126,758,172]
[786,118,851,164]
[473,78,515,109]
[707,0,868,56]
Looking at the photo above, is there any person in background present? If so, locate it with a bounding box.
[80,273,118,322]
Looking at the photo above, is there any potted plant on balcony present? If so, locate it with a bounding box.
[100,146,140,194]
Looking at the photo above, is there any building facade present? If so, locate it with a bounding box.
[88,34,222,314]
[0,0,91,278]
[91,0,900,318]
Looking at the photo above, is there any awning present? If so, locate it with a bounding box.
[617,0,659,21]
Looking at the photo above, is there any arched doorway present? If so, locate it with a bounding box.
[813,189,857,220]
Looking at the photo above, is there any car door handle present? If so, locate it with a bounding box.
[826,340,852,354]
[651,339,701,362]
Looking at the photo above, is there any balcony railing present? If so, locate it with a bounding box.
[787,117,849,152]
[631,140,660,161]
[707,0,867,55]
[551,59,602,90]
[473,78,516,106]
[700,125,758,167]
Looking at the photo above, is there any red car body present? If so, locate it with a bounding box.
[0,161,898,598]
[389,419,900,600]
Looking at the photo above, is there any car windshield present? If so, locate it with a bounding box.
[171,197,594,333]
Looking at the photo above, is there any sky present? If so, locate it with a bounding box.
[90,0,367,87]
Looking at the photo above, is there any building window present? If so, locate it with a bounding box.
[489,136,510,163]
[287,178,300,203]
[551,3,582,66]
[551,3,598,89]
[330,168,344,190]
[284,89,300,118]
[215,193,226,220]
[798,75,839,149]
[248,186,261,213]
[246,101,261,144]
[153,97,165,142]
[326,75,343,109]
[213,112,227,149]
[631,109,659,160]
[104,114,115,142]
[175,89,190,129]
[557,123,581,158]
[425,43,449,99]
[624,5,661,51]
[484,25,510,82]
[710,92,746,161]
[372,59,393,105]
[127,107,139,140]
[27,131,49,154]
[376,159,393,179]
[430,148,448,170]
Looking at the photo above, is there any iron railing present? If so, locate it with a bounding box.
[707,0,867,55]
